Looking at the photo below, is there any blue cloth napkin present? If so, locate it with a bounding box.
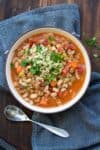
[32,72,100,150]
[0,3,100,150]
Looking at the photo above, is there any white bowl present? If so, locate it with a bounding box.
[6,27,91,113]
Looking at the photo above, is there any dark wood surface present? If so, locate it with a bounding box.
[0,0,100,150]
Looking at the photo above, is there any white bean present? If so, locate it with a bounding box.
[61,88,66,92]
[51,46,56,51]
[14,61,19,68]
[22,93,28,98]
[56,44,61,48]
[36,77,43,81]
[19,80,27,87]
[68,82,72,86]
[45,91,50,95]
[67,49,75,55]
[44,86,49,92]
[70,68,75,73]
[51,92,57,97]
[27,65,31,69]
[62,84,68,88]
[38,91,44,96]
[52,88,59,93]
[64,78,70,83]
[30,93,37,99]
[75,70,80,80]
[57,80,63,86]
[25,78,31,83]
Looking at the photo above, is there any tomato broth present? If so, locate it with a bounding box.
[11,32,86,107]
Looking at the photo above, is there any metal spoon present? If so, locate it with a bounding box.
[4,105,69,138]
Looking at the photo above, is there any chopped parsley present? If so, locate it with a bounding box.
[36,44,42,52]
[45,74,56,84]
[45,67,61,84]
[50,67,60,75]
[21,59,31,67]
[50,51,63,62]
[48,36,56,42]
[20,44,63,81]
[10,63,14,69]
[85,37,100,50]
[93,54,100,59]
[30,64,41,75]
[84,36,100,59]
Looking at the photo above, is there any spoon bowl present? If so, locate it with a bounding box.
[4,105,30,121]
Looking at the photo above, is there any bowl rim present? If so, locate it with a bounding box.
[5,27,91,113]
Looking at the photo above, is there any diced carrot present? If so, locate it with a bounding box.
[16,66,23,74]
[62,61,79,76]
[38,98,48,107]
[68,61,78,68]
[58,91,68,98]
[50,80,57,87]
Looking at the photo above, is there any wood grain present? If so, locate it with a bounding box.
[0,0,100,149]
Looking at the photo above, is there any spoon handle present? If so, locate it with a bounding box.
[30,119,69,138]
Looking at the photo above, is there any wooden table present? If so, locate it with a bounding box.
[0,0,100,149]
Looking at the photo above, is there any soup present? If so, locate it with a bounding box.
[10,32,86,107]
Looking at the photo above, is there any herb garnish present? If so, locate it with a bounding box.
[84,36,100,59]
[36,44,42,52]
[21,59,31,67]
[50,51,63,62]
[10,63,14,69]
[85,37,100,50]
[48,36,56,41]
[50,67,60,75]
[45,74,56,84]
[93,54,100,59]
[30,64,41,75]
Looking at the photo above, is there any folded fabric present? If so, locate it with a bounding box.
[0,3,100,150]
